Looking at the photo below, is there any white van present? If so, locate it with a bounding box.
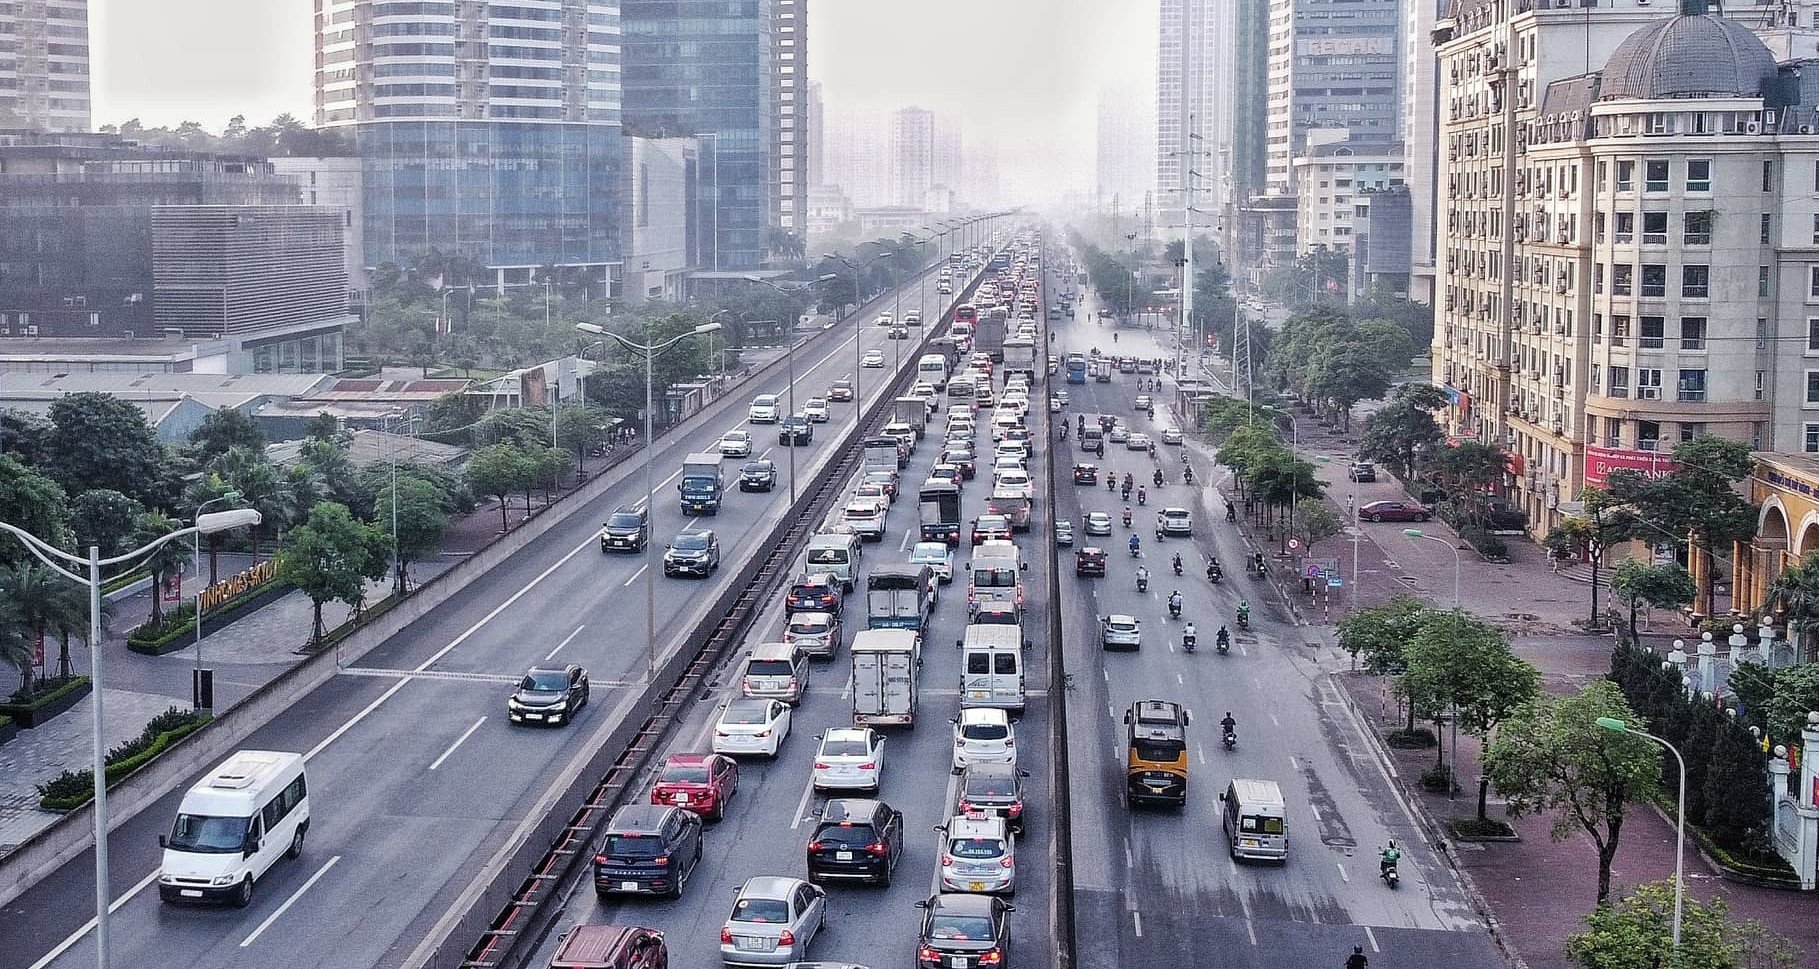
[1221,778,1289,863]
[158,750,309,906]
[918,352,950,390]
[958,624,1026,711]
[805,530,863,591]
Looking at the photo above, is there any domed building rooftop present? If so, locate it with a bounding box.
[1599,12,1779,101]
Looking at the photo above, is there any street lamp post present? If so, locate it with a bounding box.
[742,275,828,504]
[0,508,262,969]
[1403,526,1464,795]
[191,490,243,709]
[822,250,892,409]
[575,319,721,682]
[1596,716,1687,949]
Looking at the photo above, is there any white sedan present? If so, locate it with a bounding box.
[812,727,885,794]
[718,429,753,458]
[863,348,886,368]
[951,708,1017,772]
[1101,615,1142,651]
[712,698,793,758]
[909,541,955,583]
[804,397,830,422]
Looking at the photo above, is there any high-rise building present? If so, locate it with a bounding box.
[807,81,826,188]
[891,106,935,207]
[622,0,774,271]
[1097,84,1154,217]
[1156,0,1228,222]
[932,114,963,200]
[314,0,624,287]
[0,0,91,132]
[824,106,891,208]
[772,0,808,237]
[1402,0,1448,305]
[1264,0,1401,197]
[1430,0,1816,539]
[1292,137,1404,255]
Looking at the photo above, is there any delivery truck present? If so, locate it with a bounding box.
[678,453,724,515]
[851,628,921,726]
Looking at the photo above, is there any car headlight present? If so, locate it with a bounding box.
[211,875,236,886]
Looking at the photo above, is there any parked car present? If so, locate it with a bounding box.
[1347,461,1377,483]
[1359,500,1431,523]
[508,664,589,726]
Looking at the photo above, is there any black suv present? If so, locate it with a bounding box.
[804,798,904,886]
[785,572,844,614]
[593,805,703,899]
[779,415,814,446]
[740,459,778,493]
[507,664,589,726]
[662,531,721,577]
[601,507,649,552]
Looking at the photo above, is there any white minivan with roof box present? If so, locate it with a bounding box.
[158,749,309,906]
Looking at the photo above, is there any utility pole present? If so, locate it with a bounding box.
[1182,113,1197,387]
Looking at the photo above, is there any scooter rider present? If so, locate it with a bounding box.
[1379,840,1402,879]
[1172,552,1184,575]
[1129,533,1142,556]
[1220,711,1236,740]
[1346,947,1369,969]
[1153,468,1164,487]
[1136,486,1147,505]
[1168,590,1183,617]
[1123,505,1133,527]
[1135,565,1150,592]
[1216,625,1230,650]
[1182,621,1197,651]
[1236,600,1251,625]
[1183,465,1195,485]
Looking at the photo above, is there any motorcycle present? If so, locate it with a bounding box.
[1136,568,1150,593]
[1121,482,1133,501]
[1207,562,1221,584]
[1183,466,1195,485]
[1172,554,1184,577]
[1122,507,1133,528]
[1136,487,1147,506]
[1183,630,1197,653]
[1129,539,1142,558]
[1236,612,1250,631]
[1222,728,1237,750]
[1153,469,1164,487]
[1167,596,1182,619]
[1217,636,1230,655]
[1380,860,1400,889]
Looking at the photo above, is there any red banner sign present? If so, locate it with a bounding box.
[161,570,183,604]
[1583,445,1677,487]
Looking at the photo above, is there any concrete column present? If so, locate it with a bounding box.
[1697,634,1717,695]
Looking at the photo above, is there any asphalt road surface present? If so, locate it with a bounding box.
[3,264,978,969]
[1049,281,1503,969]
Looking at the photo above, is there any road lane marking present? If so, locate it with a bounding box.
[790,768,819,830]
[1176,673,1183,685]
[429,717,487,771]
[26,869,160,969]
[1336,862,1348,882]
[1365,927,1380,952]
[545,625,585,660]
[307,525,598,763]
[240,855,342,948]
[1311,804,1323,822]
[1131,910,1142,937]
[1270,713,1280,727]
[1197,744,1206,765]
[623,564,648,587]
[1289,755,1300,771]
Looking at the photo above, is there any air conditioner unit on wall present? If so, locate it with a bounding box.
[1746,121,1762,134]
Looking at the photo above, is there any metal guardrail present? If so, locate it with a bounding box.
[451,252,1005,969]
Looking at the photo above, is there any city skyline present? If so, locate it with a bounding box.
[86,0,1157,204]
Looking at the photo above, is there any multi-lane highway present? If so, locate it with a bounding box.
[528,342,1060,967]
[2,255,988,969]
[1050,282,1502,969]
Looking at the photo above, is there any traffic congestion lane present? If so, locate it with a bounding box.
[1048,281,1501,969]
[535,362,1057,969]
[5,271,975,969]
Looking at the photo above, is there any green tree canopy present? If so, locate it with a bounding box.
[1565,879,1802,969]
[41,392,170,507]
[1607,436,1755,616]
[372,474,448,594]
[465,445,533,532]
[1485,681,1659,904]
[1357,383,1448,481]
[275,502,392,642]
[189,408,267,462]
[1335,593,1429,673]
[1608,560,1696,642]
[1403,613,1540,818]
[69,489,146,559]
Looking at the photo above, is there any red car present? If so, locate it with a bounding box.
[971,514,1013,545]
[1359,500,1432,523]
[650,752,739,820]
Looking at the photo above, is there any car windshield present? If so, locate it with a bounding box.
[672,535,710,552]
[723,701,773,725]
[657,763,711,784]
[522,671,568,691]
[744,462,771,473]
[978,517,1008,530]
[972,567,1016,588]
[1109,620,1137,632]
[789,616,830,634]
[821,737,871,756]
[964,771,1019,797]
[603,833,664,857]
[961,722,1010,741]
[754,396,777,406]
[747,659,795,677]
[732,897,791,923]
[928,914,995,941]
[948,837,1005,859]
[608,513,642,528]
[167,813,247,854]
[806,548,846,565]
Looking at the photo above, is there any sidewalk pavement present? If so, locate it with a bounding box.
[0,334,807,855]
[1216,416,1818,968]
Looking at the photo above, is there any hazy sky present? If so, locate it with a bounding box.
[91,0,1156,199]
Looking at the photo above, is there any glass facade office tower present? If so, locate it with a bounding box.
[314,0,624,285]
[622,0,773,271]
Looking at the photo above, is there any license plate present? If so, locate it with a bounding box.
[950,957,968,968]
[737,937,766,951]
[525,713,544,720]
[620,880,639,891]
[180,889,202,898]
[1241,839,1258,848]
[968,690,988,699]
[675,793,689,804]
[836,850,853,861]
[969,881,985,891]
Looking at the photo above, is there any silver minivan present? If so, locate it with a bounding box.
[741,642,810,705]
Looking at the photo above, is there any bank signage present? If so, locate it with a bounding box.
[1583,445,1677,488]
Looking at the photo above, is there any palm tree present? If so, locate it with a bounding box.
[1767,550,1819,660]
[0,596,33,695]
[134,512,195,628]
[0,563,87,682]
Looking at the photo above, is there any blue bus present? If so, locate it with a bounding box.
[1065,355,1088,384]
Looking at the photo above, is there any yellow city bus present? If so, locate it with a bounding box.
[1123,699,1189,807]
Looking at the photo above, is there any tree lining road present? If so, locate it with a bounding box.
[1050,279,1502,969]
[4,267,974,969]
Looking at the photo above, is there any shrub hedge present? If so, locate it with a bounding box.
[0,675,92,728]
[126,580,288,655]
[37,706,211,810]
